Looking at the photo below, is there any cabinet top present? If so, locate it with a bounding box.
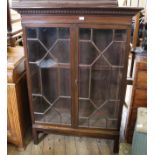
[12,0,118,8]
[11,0,142,17]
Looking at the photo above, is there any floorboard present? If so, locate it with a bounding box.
[65,136,77,155]
[53,134,65,155]
[8,134,118,155]
[42,134,54,155]
[75,137,90,155]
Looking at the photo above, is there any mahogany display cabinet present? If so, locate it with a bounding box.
[12,0,141,153]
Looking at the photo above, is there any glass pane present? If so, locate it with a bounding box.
[79,99,95,118]
[34,108,61,124]
[89,116,106,128]
[27,27,71,125]
[89,101,119,129]
[93,29,113,51]
[58,28,70,39]
[103,42,125,66]
[27,28,37,38]
[80,28,91,40]
[109,69,123,100]
[79,68,90,98]
[114,30,127,41]
[34,98,71,125]
[41,67,59,103]
[50,40,70,63]
[54,98,71,125]
[39,27,57,49]
[32,96,50,114]
[90,69,111,107]
[93,56,110,69]
[107,119,118,129]
[79,118,89,127]
[40,54,57,68]
[27,40,46,62]
[29,63,41,94]
[79,41,99,64]
[60,68,71,96]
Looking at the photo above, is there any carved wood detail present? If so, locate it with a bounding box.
[15,8,141,16]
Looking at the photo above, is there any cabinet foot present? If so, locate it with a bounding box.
[113,137,119,153]
[32,129,39,145]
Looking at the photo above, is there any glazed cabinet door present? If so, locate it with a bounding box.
[26,27,72,126]
[25,24,128,130]
[78,27,128,129]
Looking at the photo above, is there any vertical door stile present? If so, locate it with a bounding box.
[22,26,35,123]
[70,25,79,128]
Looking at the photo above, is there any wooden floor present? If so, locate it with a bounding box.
[8,134,118,155]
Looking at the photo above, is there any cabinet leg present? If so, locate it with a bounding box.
[113,137,119,153]
[32,129,39,145]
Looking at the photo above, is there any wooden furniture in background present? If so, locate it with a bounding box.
[125,53,147,143]
[12,0,141,153]
[7,47,30,148]
[132,12,140,49]
[122,0,147,78]
[7,0,23,47]
[129,11,142,77]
